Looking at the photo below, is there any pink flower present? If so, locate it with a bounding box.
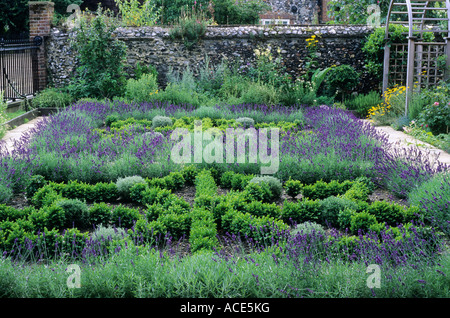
[434,102,439,106]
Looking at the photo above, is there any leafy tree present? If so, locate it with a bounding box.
[212,0,269,25]
[327,0,390,25]
[0,0,83,36]
[0,0,29,36]
[156,0,211,25]
[68,8,127,99]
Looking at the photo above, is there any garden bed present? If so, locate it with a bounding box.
[0,100,449,298]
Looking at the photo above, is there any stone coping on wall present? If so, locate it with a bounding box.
[50,24,375,40]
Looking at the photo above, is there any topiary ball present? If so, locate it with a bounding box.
[236,117,255,129]
[152,115,173,128]
[116,176,146,200]
[248,176,283,201]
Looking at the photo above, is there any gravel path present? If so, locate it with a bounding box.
[363,120,450,167]
[1,117,44,152]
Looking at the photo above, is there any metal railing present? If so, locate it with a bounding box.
[0,36,42,102]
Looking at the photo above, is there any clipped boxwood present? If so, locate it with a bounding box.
[248,176,283,201]
[54,198,90,230]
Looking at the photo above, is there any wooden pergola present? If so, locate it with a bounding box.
[382,0,450,115]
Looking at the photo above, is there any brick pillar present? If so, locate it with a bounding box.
[320,0,331,24]
[28,1,54,92]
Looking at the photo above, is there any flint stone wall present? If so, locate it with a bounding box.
[46,24,379,93]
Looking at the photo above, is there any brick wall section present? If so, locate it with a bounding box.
[28,1,54,92]
[46,25,379,94]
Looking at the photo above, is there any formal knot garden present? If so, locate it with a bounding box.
[0,0,449,298]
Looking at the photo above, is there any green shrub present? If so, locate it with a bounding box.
[25,175,48,199]
[189,207,218,252]
[236,117,255,129]
[324,65,359,101]
[344,91,383,117]
[213,0,270,25]
[302,179,353,200]
[69,9,127,99]
[169,6,208,49]
[189,221,218,253]
[129,183,149,204]
[220,171,236,189]
[244,182,273,203]
[59,180,88,200]
[116,176,146,200]
[147,177,168,189]
[105,113,120,127]
[31,186,63,209]
[133,62,158,80]
[244,200,280,218]
[230,173,254,191]
[152,115,173,128]
[44,204,66,230]
[88,202,112,226]
[27,208,49,231]
[111,205,142,229]
[365,201,406,226]
[125,73,159,104]
[341,181,371,202]
[280,199,321,224]
[153,83,204,108]
[362,25,409,81]
[158,213,191,240]
[197,59,228,97]
[195,169,217,197]
[141,187,169,206]
[334,235,361,255]
[91,224,128,249]
[290,221,325,237]
[240,81,280,106]
[0,219,36,251]
[417,99,450,135]
[166,172,185,191]
[91,182,119,202]
[248,176,283,201]
[221,209,287,242]
[350,211,379,234]
[337,207,357,230]
[181,165,199,186]
[129,219,167,244]
[54,198,90,230]
[32,88,74,108]
[194,194,218,210]
[0,204,26,222]
[145,203,165,222]
[284,178,303,198]
[320,196,359,228]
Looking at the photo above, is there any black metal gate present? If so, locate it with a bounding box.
[0,36,42,102]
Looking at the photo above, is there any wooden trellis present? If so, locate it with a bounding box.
[382,0,450,115]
